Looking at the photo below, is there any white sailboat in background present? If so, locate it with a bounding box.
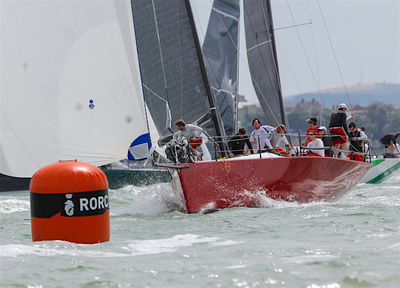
[0,0,154,187]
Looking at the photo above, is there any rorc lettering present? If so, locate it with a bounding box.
[80,195,109,211]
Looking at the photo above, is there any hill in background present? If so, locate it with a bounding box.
[284,82,399,108]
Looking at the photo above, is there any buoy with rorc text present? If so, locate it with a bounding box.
[30,160,110,244]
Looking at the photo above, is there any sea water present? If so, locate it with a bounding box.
[1,173,399,288]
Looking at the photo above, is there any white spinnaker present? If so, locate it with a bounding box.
[0,0,148,177]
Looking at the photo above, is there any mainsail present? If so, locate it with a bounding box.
[243,0,286,126]
[0,0,149,177]
[202,0,240,136]
[131,0,216,140]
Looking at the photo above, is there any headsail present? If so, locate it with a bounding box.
[0,0,149,177]
[243,0,286,126]
[202,0,240,136]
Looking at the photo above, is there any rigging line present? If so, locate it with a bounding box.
[272,37,298,133]
[308,0,325,125]
[143,81,173,134]
[306,0,320,90]
[316,0,352,106]
[285,0,327,109]
[275,37,303,95]
[274,21,312,31]
[190,1,207,45]
[190,2,220,94]
[177,0,184,118]
[142,83,168,103]
[151,0,169,103]
[242,0,281,126]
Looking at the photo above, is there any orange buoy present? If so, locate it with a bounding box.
[30,160,110,244]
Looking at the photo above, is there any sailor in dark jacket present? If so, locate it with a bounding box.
[329,103,349,153]
[380,132,400,155]
[348,121,368,161]
[228,127,253,157]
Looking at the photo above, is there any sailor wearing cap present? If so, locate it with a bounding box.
[329,103,349,156]
[302,117,320,147]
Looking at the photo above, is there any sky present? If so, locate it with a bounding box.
[191,0,400,103]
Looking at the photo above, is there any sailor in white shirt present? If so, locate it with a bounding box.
[175,119,205,158]
[176,123,204,143]
[250,118,270,152]
[306,131,325,157]
[250,118,290,154]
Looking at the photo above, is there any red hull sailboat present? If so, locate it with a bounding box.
[172,154,371,213]
[132,0,372,214]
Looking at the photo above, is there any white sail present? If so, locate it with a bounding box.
[0,0,148,177]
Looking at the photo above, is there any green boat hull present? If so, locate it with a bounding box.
[360,158,400,184]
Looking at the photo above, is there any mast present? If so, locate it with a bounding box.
[184,0,228,157]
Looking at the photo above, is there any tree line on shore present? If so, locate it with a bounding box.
[238,101,399,155]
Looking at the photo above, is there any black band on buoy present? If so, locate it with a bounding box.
[31,189,109,218]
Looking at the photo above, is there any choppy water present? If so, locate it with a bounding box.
[1,172,399,288]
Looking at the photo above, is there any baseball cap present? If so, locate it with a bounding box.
[338,103,347,109]
[306,117,317,124]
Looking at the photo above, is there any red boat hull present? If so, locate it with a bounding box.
[172,156,372,213]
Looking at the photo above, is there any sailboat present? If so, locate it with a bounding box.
[360,158,400,184]
[359,144,400,184]
[1,0,371,212]
[131,0,371,213]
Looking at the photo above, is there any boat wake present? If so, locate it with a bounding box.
[110,183,185,216]
[0,192,29,214]
[195,189,325,214]
[0,234,238,258]
[110,184,310,216]
[255,192,304,209]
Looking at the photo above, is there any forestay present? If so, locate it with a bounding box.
[0,0,149,177]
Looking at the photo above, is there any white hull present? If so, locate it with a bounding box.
[360,158,400,184]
